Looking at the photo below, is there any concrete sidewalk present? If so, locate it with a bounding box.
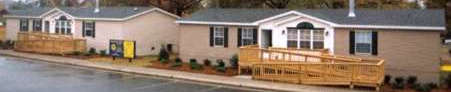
[0,50,371,92]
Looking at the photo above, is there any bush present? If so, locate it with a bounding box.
[158,45,170,61]
[229,54,239,69]
[3,40,15,49]
[203,59,211,66]
[88,48,97,55]
[160,58,168,64]
[215,59,226,72]
[392,77,405,89]
[189,59,202,70]
[72,51,81,56]
[415,84,432,92]
[426,82,437,89]
[171,58,182,67]
[99,50,107,56]
[83,52,91,56]
[407,76,417,85]
[384,75,392,84]
[446,74,451,88]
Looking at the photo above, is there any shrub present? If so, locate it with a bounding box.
[411,83,421,89]
[446,74,451,88]
[160,58,168,64]
[171,58,182,67]
[3,40,14,49]
[88,48,97,55]
[158,45,170,61]
[392,77,405,89]
[426,82,437,89]
[215,59,226,72]
[99,50,107,56]
[72,51,81,56]
[407,76,417,85]
[203,59,211,66]
[384,75,392,84]
[415,84,432,92]
[229,54,239,69]
[83,52,91,56]
[189,59,202,70]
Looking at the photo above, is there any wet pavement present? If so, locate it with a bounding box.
[0,56,274,92]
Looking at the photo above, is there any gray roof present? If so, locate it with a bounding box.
[181,8,445,27]
[7,7,53,17]
[7,7,155,19]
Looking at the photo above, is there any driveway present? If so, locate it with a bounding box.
[0,56,274,92]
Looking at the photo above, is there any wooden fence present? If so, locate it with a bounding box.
[15,32,86,55]
[239,45,385,90]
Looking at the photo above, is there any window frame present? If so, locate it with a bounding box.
[241,27,254,46]
[83,21,95,37]
[213,26,225,47]
[286,28,324,49]
[19,19,28,32]
[354,31,373,55]
[32,19,42,32]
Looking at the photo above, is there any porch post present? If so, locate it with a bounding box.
[258,27,262,48]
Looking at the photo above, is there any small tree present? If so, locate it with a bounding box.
[88,48,97,55]
[158,44,170,61]
[229,54,239,69]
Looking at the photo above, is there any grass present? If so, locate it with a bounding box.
[87,56,158,67]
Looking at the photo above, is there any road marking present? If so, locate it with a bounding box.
[132,80,178,90]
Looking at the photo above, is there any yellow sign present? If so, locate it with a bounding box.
[123,41,135,58]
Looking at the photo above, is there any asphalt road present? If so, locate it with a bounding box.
[0,56,274,92]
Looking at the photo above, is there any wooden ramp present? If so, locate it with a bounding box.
[15,32,86,55]
[239,45,385,90]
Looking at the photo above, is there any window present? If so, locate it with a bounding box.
[355,31,372,54]
[214,27,225,46]
[313,30,324,49]
[32,20,42,32]
[19,19,28,32]
[44,21,50,33]
[299,30,310,49]
[241,28,254,46]
[287,29,298,48]
[55,16,72,35]
[83,21,95,37]
[287,29,324,49]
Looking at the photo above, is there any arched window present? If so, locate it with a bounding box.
[55,16,72,35]
[296,22,314,29]
[287,22,324,49]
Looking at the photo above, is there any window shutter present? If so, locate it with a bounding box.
[82,21,85,37]
[224,27,229,48]
[372,31,378,55]
[92,22,96,38]
[209,27,214,47]
[237,28,242,47]
[253,28,258,44]
[349,31,355,54]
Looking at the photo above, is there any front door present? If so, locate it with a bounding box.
[262,29,272,48]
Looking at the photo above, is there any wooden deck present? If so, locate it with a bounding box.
[15,32,86,55]
[239,45,385,90]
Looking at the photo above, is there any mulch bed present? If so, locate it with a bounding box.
[147,61,238,76]
[381,84,450,92]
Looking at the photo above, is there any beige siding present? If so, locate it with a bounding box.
[73,20,124,52]
[179,24,239,66]
[334,29,441,82]
[5,18,20,40]
[122,11,179,56]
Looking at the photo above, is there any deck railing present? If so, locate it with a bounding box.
[15,32,86,55]
[239,45,385,90]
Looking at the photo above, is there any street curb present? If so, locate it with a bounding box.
[0,51,370,92]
